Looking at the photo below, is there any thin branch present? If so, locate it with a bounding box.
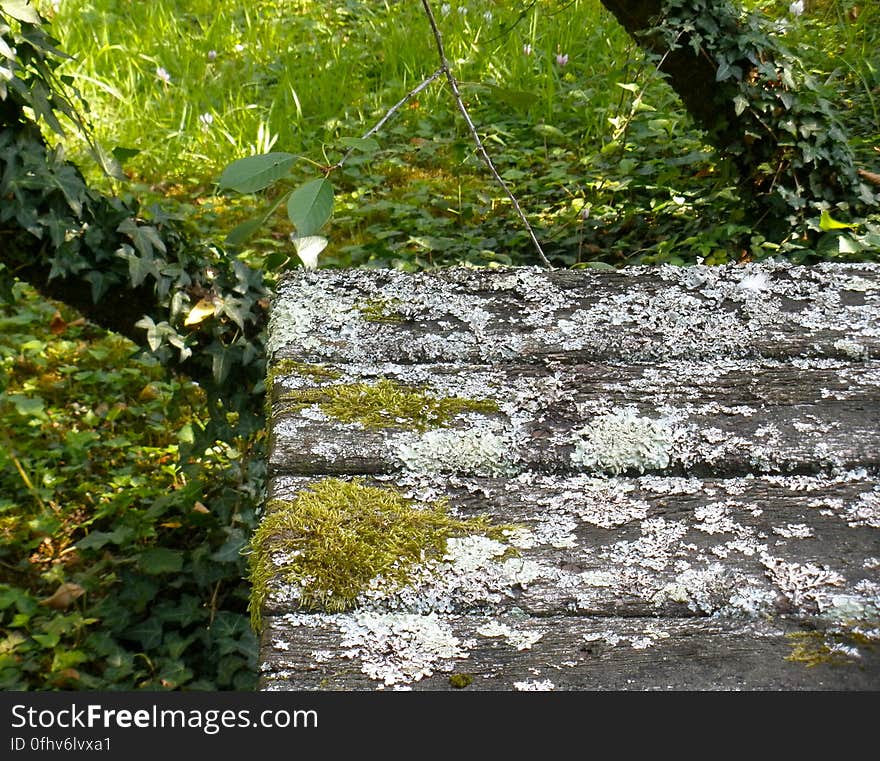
[328,68,445,172]
[420,0,552,268]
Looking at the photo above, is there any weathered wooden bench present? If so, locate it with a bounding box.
[256,262,880,690]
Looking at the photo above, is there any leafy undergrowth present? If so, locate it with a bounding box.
[0,283,261,690]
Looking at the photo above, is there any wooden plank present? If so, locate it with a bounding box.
[268,263,880,365]
[260,613,880,691]
[262,473,880,620]
[261,264,880,690]
[269,359,880,476]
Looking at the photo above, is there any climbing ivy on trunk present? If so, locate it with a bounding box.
[599,0,873,234]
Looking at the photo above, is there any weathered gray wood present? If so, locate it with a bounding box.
[268,262,880,364]
[261,263,880,691]
[263,473,879,620]
[269,359,880,476]
[261,614,880,691]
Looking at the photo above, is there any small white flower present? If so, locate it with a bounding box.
[523,43,533,56]
[440,3,451,15]
[556,52,569,67]
[155,66,171,84]
[457,5,467,14]
[234,43,245,52]
[207,49,217,61]
[483,10,492,23]
[789,0,804,16]
[198,112,214,130]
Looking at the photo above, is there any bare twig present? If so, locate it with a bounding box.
[329,68,445,172]
[420,0,552,268]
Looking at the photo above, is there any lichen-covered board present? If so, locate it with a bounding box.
[261,263,880,691]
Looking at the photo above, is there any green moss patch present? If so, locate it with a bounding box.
[357,298,405,323]
[785,630,870,668]
[278,377,498,431]
[248,478,509,631]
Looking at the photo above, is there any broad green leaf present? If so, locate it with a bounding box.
[287,177,333,236]
[32,632,60,649]
[533,124,567,142]
[137,548,184,575]
[819,210,855,231]
[1,0,41,24]
[224,191,290,247]
[838,235,861,255]
[338,136,380,153]
[733,95,748,116]
[616,82,639,93]
[8,394,47,420]
[225,218,264,248]
[124,618,163,650]
[77,526,134,550]
[218,152,297,193]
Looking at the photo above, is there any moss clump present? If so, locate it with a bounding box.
[248,478,510,631]
[357,298,405,323]
[279,377,498,431]
[448,673,473,689]
[268,359,342,388]
[785,630,864,668]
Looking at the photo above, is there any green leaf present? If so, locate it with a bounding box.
[77,526,134,551]
[819,210,855,231]
[218,152,297,193]
[111,146,141,164]
[32,632,60,649]
[137,548,184,575]
[124,618,163,650]
[338,136,380,153]
[1,1,42,25]
[225,218,264,248]
[7,394,47,420]
[838,235,861,255]
[533,124,567,143]
[210,529,247,563]
[286,177,333,235]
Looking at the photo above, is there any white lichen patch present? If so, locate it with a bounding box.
[476,621,544,651]
[842,491,880,528]
[761,555,846,610]
[359,534,545,615]
[394,424,517,476]
[337,612,469,687]
[834,338,869,359]
[571,408,674,475]
[772,523,814,539]
[513,679,555,691]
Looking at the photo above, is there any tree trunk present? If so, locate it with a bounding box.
[598,0,868,231]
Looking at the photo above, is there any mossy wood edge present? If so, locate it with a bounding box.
[260,264,880,691]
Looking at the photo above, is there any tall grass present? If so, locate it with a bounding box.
[43,1,638,189]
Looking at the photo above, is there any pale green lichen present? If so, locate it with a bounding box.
[248,478,509,631]
[571,409,673,475]
[278,377,498,431]
[395,425,516,475]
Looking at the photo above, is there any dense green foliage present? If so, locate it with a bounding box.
[1,2,265,689]
[0,0,876,691]
[0,285,261,689]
